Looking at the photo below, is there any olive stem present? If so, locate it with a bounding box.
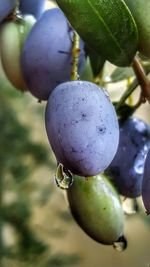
[116,77,139,111]
[93,67,106,87]
[71,31,80,81]
[126,78,134,106]
[116,62,150,112]
[16,0,20,10]
[132,56,150,103]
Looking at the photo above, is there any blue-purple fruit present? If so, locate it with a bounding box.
[45,80,119,176]
[106,117,150,198]
[142,149,150,214]
[21,8,85,100]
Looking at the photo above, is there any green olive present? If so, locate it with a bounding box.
[67,174,124,245]
[124,0,150,58]
[0,15,35,91]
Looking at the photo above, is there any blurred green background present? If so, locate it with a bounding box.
[0,1,150,266]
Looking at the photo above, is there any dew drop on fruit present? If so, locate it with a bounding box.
[55,163,73,189]
[133,144,149,175]
[113,236,127,252]
[103,89,110,99]
[122,198,138,215]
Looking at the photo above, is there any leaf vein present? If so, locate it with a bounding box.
[87,0,124,56]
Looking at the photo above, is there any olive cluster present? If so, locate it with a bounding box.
[0,0,150,249]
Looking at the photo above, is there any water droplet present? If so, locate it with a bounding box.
[113,236,127,252]
[122,198,138,215]
[122,146,126,152]
[103,89,110,99]
[55,163,73,190]
[133,144,149,175]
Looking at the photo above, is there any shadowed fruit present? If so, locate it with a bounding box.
[142,149,150,214]
[106,117,150,198]
[19,0,46,19]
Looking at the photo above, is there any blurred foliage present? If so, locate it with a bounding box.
[0,78,49,264]
[45,253,81,267]
[0,66,81,267]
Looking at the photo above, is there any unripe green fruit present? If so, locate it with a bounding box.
[0,15,35,91]
[67,174,124,245]
[124,0,150,58]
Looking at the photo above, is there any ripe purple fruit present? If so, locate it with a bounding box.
[19,0,46,19]
[21,8,85,101]
[45,81,119,177]
[106,117,150,198]
[142,149,150,215]
[0,0,16,23]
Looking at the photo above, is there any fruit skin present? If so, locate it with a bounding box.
[45,80,119,177]
[0,15,36,92]
[21,8,85,101]
[19,0,46,19]
[142,149,150,214]
[67,174,124,245]
[0,0,16,23]
[124,0,150,58]
[106,117,150,198]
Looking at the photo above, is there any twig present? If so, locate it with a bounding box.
[132,56,150,103]
[71,32,80,81]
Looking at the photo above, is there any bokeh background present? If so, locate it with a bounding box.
[0,1,150,267]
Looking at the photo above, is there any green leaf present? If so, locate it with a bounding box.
[110,67,135,83]
[110,60,150,83]
[87,47,105,77]
[57,0,138,67]
[80,57,93,82]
